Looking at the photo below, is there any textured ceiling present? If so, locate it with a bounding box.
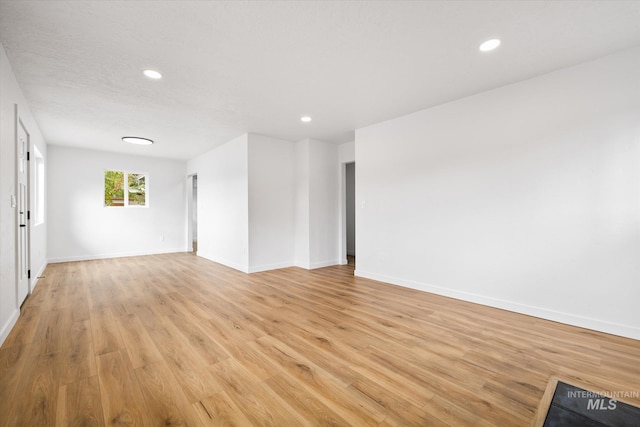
[1,1,640,160]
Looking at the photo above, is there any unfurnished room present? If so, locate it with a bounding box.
[1,1,639,426]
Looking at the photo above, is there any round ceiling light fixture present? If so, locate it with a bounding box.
[122,136,154,145]
[300,116,312,123]
[479,38,501,52]
[143,69,162,79]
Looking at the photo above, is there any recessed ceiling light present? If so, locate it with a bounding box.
[479,38,501,52]
[300,116,312,123]
[122,136,154,145]
[143,69,162,79]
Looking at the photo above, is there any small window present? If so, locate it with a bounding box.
[34,146,45,225]
[127,173,146,206]
[104,170,147,207]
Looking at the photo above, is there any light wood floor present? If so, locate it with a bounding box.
[1,253,639,426]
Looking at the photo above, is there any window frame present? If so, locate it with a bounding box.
[104,169,149,208]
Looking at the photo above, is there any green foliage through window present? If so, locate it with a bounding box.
[128,173,146,205]
[104,170,146,207]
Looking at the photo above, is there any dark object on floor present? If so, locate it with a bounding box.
[533,377,640,427]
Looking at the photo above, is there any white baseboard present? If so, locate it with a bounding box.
[296,259,341,270]
[309,259,340,269]
[199,253,297,274]
[197,251,249,274]
[355,269,640,341]
[0,309,20,347]
[48,248,186,263]
[248,262,294,274]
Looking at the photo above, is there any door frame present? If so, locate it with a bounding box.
[187,173,197,254]
[15,105,31,306]
[339,161,356,265]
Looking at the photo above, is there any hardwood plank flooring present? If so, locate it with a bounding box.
[1,252,639,426]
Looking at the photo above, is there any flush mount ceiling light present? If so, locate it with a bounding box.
[300,116,312,123]
[143,69,162,79]
[122,136,154,145]
[479,38,501,52]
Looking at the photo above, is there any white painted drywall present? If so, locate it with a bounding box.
[294,139,340,269]
[308,139,340,268]
[310,140,340,267]
[294,140,311,267]
[355,46,640,339]
[48,146,187,262]
[0,42,48,345]
[189,133,337,273]
[248,134,295,272]
[30,142,47,286]
[338,141,355,164]
[187,135,249,272]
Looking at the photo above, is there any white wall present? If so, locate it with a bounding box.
[187,135,249,272]
[338,141,355,165]
[294,139,340,268]
[248,134,295,272]
[48,146,186,262]
[189,133,340,273]
[30,143,47,287]
[0,42,48,345]
[308,139,340,268]
[294,141,310,267]
[355,47,640,339]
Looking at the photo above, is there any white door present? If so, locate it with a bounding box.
[17,116,30,306]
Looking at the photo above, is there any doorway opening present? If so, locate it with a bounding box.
[191,175,198,253]
[345,162,355,267]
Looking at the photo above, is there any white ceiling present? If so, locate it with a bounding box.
[1,1,640,160]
